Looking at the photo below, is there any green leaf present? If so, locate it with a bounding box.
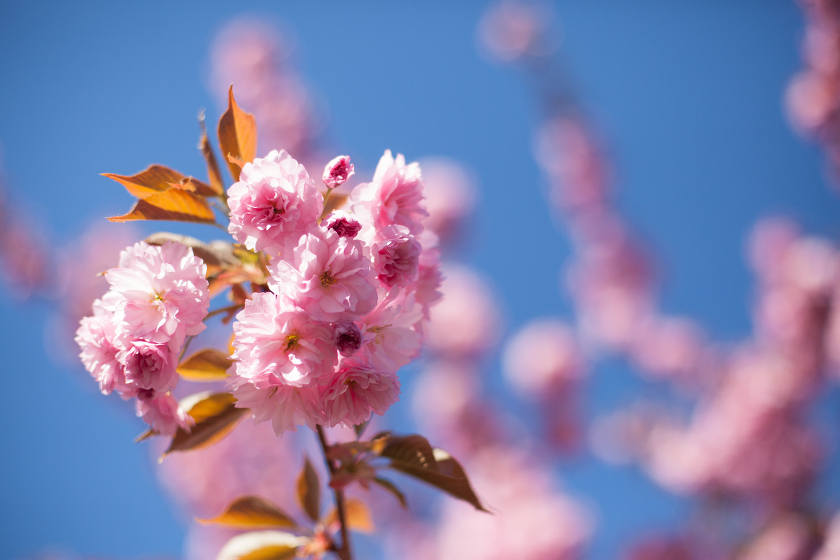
[198,496,299,530]
[178,348,233,381]
[296,456,321,523]
[216,531,308,560]
[218,86,257,181]
[162,392,248,457]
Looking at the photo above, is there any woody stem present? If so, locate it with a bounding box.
[316,424,353,560]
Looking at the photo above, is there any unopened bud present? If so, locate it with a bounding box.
[323,211,362,238]
[322,155,354,188]
[335,322,363,357]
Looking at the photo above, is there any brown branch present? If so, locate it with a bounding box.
[316,424,353,560]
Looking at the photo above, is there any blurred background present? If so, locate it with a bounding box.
[1,1,839,559]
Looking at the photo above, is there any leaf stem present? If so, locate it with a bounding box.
[316,425,353,560]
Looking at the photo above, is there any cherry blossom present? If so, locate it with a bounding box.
[105,240,209,345]
[227,149,322,257]
[320,356,401,427]
[268,226,377,323]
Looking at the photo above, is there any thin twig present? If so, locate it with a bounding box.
[179,335,195,361]
[205,303,243,320]
[316,425,353,560]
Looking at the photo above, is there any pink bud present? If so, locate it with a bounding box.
[322,155,354,188]
[335,322,363,357]
[323,211,362,238]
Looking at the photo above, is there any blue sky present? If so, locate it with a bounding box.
[0,2,837,559]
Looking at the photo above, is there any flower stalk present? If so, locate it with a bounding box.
[316,424,353,560]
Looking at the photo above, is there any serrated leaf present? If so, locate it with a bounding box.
[162,392,247,457]
[108,188,216,225]
[102,165,187,199]
[324,498,375,533]
[198,496,299,530]
[103,165,217,199]
[372,477,409,510]
[216,531,308,560]
[388,448,487,512]
[178,348,233,381]
[218,86,257,181]
[296,456,321,522]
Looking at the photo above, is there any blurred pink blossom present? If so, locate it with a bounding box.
[426,264,503,357]
[475,1,557,63]
[418,157,477,243]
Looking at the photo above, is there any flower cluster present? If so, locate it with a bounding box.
[228,149,439,434]
[75,241,210,435]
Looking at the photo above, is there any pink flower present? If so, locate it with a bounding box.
[373,225,421,288]
[75,296,126,395]
[118,339,179,393]
[360,288,424,373]
[230,377,325,435]
[227,150,322,257]
[320,357,400,427]
[136,392,193,436]
[415,238,444,318]
[419,157,477,242]
[322,211,362,239]
[334,322,363,357]
[105,240,209,345]
[322,155,354,188]
[230,292,337,388]
[351,150,428,241]
[427,265,502,357]
[502,318,584,398]
[268,227,377,323]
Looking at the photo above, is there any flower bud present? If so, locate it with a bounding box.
[322,155,354,188]
[323,211,362,238]
[335,321,363,357]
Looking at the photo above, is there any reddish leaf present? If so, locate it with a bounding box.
[379,434,437,470]
[177,348,233,381]
[198,496,299,530]
[162,392,247,457]
[102,165,186,199]
[372,477,409,510]
[199,114,226,196]
[296,456,321,523]
[103,165,217,198]
[324,498,375,533]
[388,448,488,512]
[108,188,216,224]
[218,86,257,181]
